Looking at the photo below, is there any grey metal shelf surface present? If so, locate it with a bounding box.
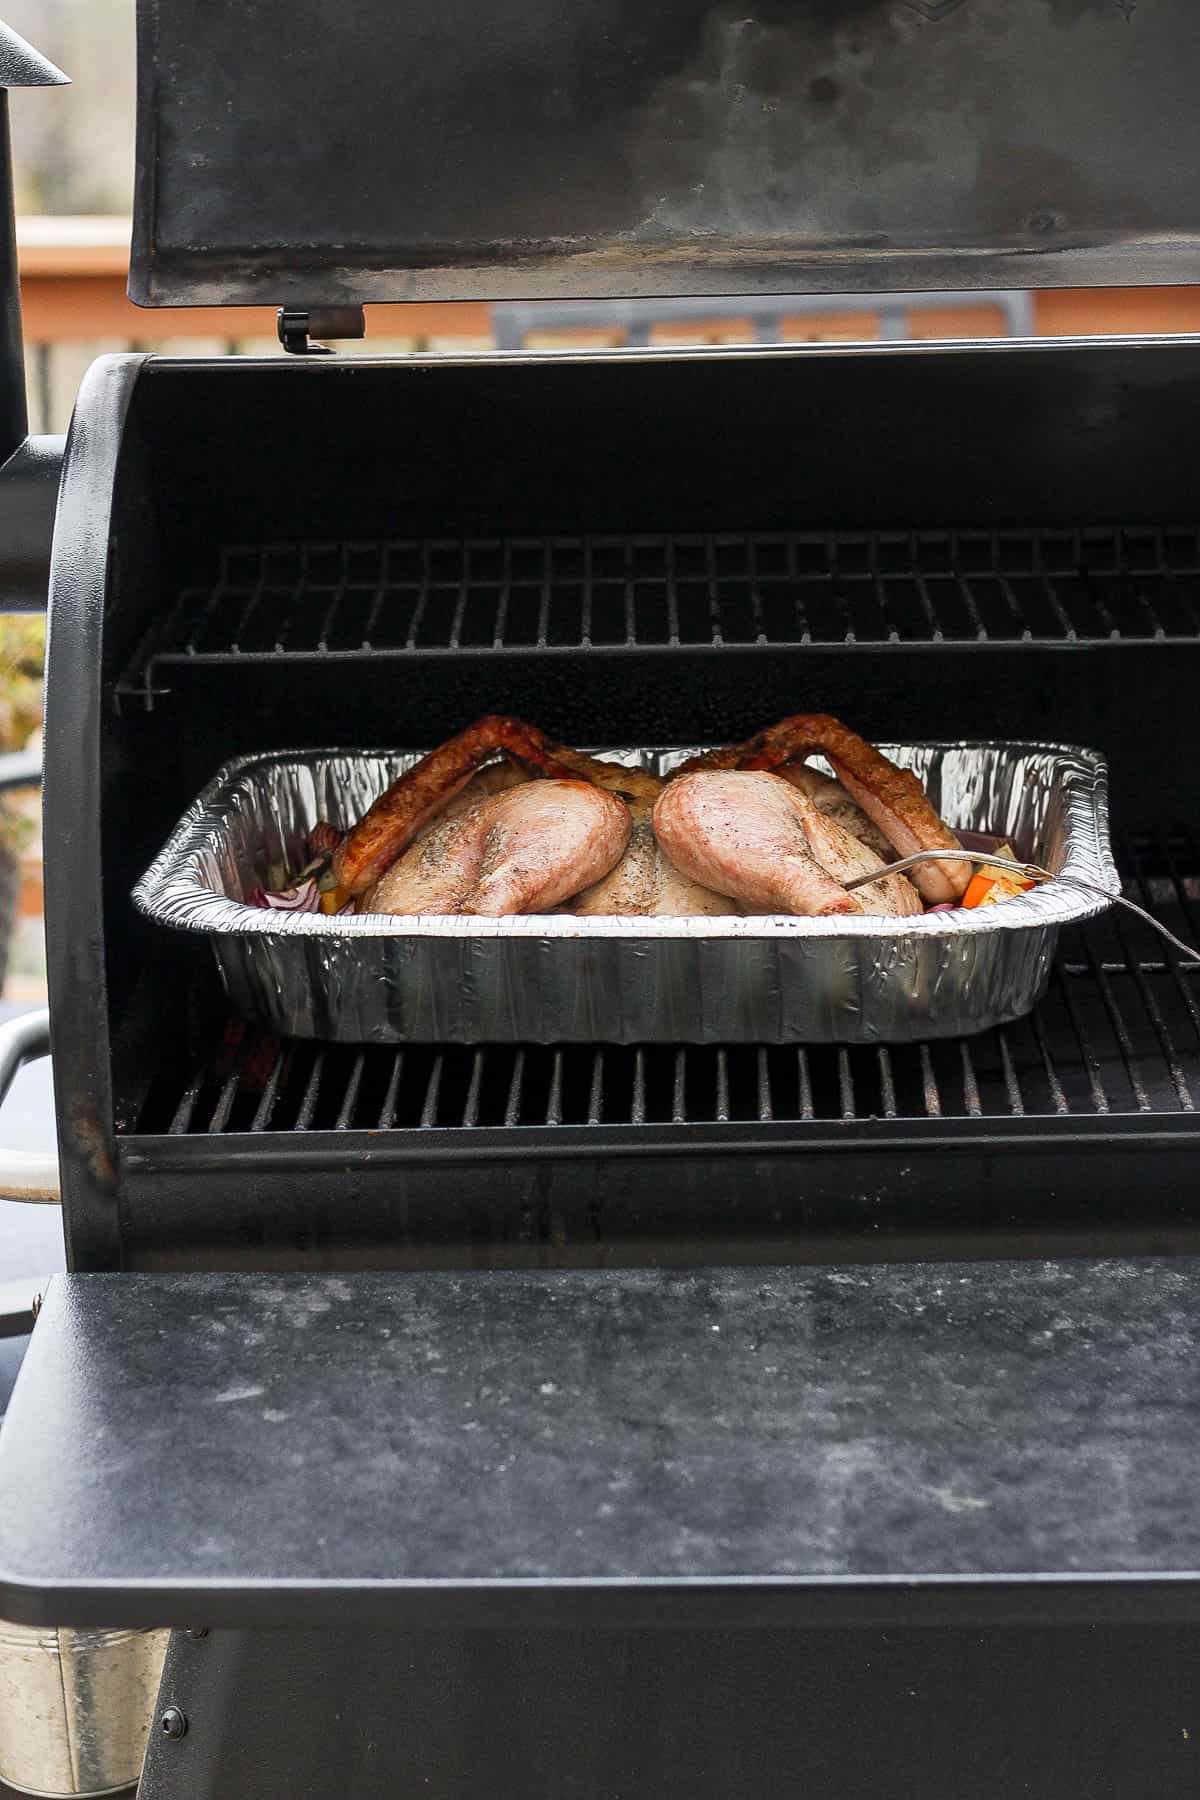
[4,1262,1200,1629]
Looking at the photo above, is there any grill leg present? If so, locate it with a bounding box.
[137,1620,1200,1797]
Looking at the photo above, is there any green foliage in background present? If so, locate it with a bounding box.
[0,616,44,856]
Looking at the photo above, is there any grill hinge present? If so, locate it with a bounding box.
[276,306,366,356]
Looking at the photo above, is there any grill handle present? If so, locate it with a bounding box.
[0,1008,57,1202]
[0,25,68,610]
[0,433,64,610]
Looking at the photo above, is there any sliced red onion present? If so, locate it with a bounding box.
[246,876,321,913]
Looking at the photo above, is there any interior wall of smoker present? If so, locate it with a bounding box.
[95,342,1200,1142]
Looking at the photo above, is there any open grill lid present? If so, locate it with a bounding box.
[132,0,1200,308]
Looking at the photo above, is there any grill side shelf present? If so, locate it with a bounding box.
[8,1265,1200,1626]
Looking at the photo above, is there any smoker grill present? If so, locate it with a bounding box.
[33,345,1200,1277]
[6,3,1200,1796]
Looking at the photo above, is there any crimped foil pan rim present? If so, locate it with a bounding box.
[132,740,1117,942]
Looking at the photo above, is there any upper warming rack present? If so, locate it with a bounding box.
[115,524,1200,709]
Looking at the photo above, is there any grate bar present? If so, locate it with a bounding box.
[335,1053,366,1131]
[361,556,388,649]
[250,1046,288,1132]
[315,562,345,651]
[207,1048,249,1135]
[462,1052,484,1129]
[911,559,943,641]
[1105,899,1193,1112]
[578,540,593,648]
[1119,836,1200,1107]
[715,1050,730,1124]
[797,1048,814,1121]
[504,1051,526,1129]
[672,1049,687,1124]
[494,540,513,649]
[748,540,768,646]
[1072,923,1153,1113]
[950,531,987,640]
[587,1049,604,1125]
[1030,994,1071,1117]
[631,1049,647,1125]
[540,545,555,650]
[294,1051,325,1131]
[664,539,681,646]
[705,537,723,647]
[785,535,811,644]
[1051,965,1107,1114]
[545,1050,564,1127]
[1034,544,1080,639]
[408,543,434,649]
[868,536,899,644]
[448,555,471,651]
[420,1053,445,1128]
[830,535,855,644]
[168,1070,206,1136]
[377,1051,404,1130]
[995,1028,1025,1118]
[877,1046,897,1119]
[757,1048,772,1123]
[837,1048,855,1122]
[182,576,226,656]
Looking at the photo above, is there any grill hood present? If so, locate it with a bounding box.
[130,0,1200,310]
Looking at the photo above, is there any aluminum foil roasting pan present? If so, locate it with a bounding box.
[132,742,1117,1046]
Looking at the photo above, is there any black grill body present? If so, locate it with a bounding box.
[41,338,1200,1273]
[17,285,1200,1800]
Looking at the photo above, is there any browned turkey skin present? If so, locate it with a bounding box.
[333,712,965,918]
[364,778,631,918]
[333,716,582,897]
[336,715,735,916]
[677,713,970,904]
[653,771,924,918]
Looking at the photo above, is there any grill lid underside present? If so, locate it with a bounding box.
[131,0,1200,308]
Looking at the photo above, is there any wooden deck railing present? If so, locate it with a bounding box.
[18,215,497,346]
[19,215,1200,433]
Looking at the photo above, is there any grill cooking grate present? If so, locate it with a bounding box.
[130,834,1200,1137]
[117,525,1200,705]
